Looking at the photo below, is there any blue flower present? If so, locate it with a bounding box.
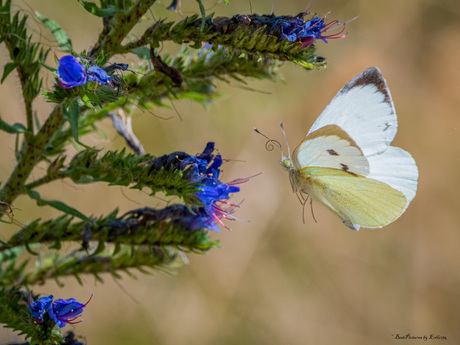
[181,142,216,182]
[194,169,249,232]
[279,12,354,49]
[49,295,92,328]
[180,207,221,232]
[187,143,252,231]
[28,294,53,324]
[149,142,253,232]
[196,171,240,212]
[87,65,112,85]
[57,55,86,88]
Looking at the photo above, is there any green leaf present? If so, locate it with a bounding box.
[82,93,100,108]
[1,62,18,83]
[196,0,206,32]
[35,12,72,52]
[78,0,124,17]
[41,63,56,73]
[130,47,150,60]
[26,189,92,223]
[0,117,28,134]
[62,100,79,141]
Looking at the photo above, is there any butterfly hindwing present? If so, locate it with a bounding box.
[300,167,407,230]
[367,146,418,206]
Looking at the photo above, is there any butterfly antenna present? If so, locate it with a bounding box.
[279,123,291,158]
[253,128,287,157]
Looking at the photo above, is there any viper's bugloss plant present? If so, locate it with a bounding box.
[0,0,352,343]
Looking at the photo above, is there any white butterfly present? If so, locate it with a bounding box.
[257,67,418,230]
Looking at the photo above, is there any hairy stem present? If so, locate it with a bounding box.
[0,106,64,216]
[89,0,157,59]
[25,172,67,190]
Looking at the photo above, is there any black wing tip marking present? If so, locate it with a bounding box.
[339,67,392,105]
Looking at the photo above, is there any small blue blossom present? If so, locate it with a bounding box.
[279,12,354,49]
[195,171,240,213]
[87,65,111,85]
[181,142,216,183]
[195,169,249,231]
[148,142,253,231]
[185,143,251,231]
[56,55,129,90]
[28,294,53,324]
[57,55,87,88]
[49,295,92,328]
[180,207,221,232]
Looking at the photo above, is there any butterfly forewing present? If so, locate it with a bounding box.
[293,125,370,176]
[302,167,407,229]
[307,67,397,157]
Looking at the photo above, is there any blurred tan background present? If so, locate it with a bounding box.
[1,0,460,344]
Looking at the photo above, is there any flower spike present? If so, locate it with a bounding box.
[278,12,357,49]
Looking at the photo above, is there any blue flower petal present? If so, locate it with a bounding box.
[57,55,86,88]
[87,65,111,85]
[28,295,53,322]
[50,297,87,328]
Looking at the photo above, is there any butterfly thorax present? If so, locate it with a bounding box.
[281,156,313,195]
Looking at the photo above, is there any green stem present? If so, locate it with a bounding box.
[16,68,34,143]
[3,43,34,143]
[90,0,157,59]
[25,172,67,190]
[25,100,34,141]
[0,106,64,216]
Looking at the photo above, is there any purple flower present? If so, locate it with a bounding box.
[49,295,92,328]
[87,65,111,85]
[28,294,53,324]
[57,55,86,88]
[279,12,354,49]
